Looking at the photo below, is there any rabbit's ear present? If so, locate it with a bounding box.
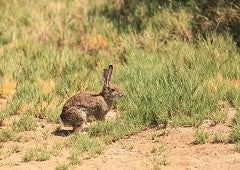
[107,65,113,82]
[102,65,113,88]
[102,68,108,88]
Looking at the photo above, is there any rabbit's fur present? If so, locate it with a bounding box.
[60,65,123,132]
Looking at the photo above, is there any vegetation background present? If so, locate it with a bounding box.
[0,0,240,168]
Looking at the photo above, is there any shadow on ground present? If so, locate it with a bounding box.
[52,129,74,137]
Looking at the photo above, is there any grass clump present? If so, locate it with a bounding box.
[235,142,240,152]
[213,133,225,143]
[67,152,82,166]
[210,111,227,125]
[23,146,50,162]
[194,130,209,144]
[12,114,38,131]
[50,143,64,156]
[230,126,240,143]
[67,133,105,156]
[230,111,240,143]
[151,142,168,169]
[151,143,167,154]
[153,155,169,169]
[0,129,22,142]
[42,128,51,140]
[89,120,141,143]
[55,164,70,170]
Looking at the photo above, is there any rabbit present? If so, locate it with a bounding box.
[60,65,123,132]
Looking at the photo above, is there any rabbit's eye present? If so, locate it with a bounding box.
[110,88,115,92]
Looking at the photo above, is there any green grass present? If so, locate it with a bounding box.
[194,130,209,144]
[230,126,240,143]
[151,143,167,154]
[50,143,64,157]
[66,133,105,156]
[23,146,51,162]
[55,164,70,170]
[42,128,51,140]
[0,129,22,142]
[153,155,169,169]
[210,111,227,125]
[0,0,239,127]
[67,152,82,166]
[213,133,225,143]
[88,119,142,143]
[12,114,38,131]
[235,142,240,152]
[231,111,240,143]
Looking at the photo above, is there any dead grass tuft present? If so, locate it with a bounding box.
[79,34,108,54]
[1,77,17,98]
[35,78,55,95]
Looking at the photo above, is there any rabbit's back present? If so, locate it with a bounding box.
[61,92,109,124]
[63,92,109,112]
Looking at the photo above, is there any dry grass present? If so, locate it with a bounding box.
[1,77,17,98]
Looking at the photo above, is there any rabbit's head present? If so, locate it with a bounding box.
[101,65,123,100]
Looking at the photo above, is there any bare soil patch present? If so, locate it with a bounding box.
[80,127,240,170]
[1,109,240,170]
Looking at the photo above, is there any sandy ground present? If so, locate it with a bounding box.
[80,125,240,170]
[1,109,240,170]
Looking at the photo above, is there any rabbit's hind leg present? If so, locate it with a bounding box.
[68,107,87,132]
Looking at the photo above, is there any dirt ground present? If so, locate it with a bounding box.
[1,109,240,170]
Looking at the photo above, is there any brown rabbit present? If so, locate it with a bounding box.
[60,65,123,132]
